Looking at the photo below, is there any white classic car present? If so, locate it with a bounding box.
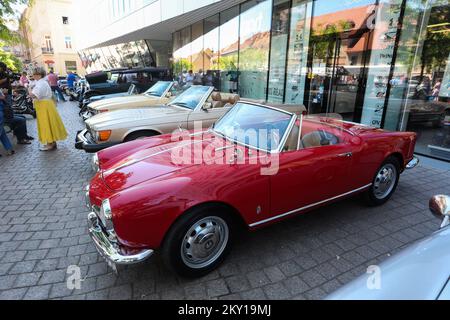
[75,85,240,153]
[82,81,179,120]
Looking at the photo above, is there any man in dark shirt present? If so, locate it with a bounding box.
[1,88,33,145]
[0,62,13,106]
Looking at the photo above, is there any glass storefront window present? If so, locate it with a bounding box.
[173,26,193,75]
[238,0,272,100]
[203,14,220,90]
[267,0,291,103]
[191,21,204,78]
[396,0,450,161]
[360,0,403,128]
[285,0,312,105]
[219,6,240,93]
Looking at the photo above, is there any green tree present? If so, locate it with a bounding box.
[0,44,23,71]
[0,0,30,44]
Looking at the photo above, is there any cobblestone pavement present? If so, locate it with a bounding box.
[0,101,449,300]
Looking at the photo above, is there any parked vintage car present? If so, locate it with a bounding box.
[75,85,240,153]
[327,194,450,300]
[80,81,178,120]
[85,101,418,277]
[82,67,171,100]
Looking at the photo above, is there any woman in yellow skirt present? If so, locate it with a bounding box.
[29,67,67,151]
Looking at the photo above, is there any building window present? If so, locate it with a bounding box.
[65,61,77,73]
[62,16,69,24]
[64,36,72,49]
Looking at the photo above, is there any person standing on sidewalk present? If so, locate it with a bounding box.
[29,67,67,151]
[0,90,15,156]
[47,69,66,102]
[0,62,13,106]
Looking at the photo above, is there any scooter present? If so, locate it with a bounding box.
[12,90,36,118]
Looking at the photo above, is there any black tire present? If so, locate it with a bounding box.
[161,205,234,278]
[124,130,159,142]
[364,156,400,206]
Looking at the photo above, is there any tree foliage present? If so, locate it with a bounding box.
[0,42,23,71]
[0,0,30,44]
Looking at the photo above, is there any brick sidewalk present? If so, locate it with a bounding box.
[0,101,449,300]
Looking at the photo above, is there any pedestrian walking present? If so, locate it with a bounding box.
[29,67,67,151]
[47,69,67,102]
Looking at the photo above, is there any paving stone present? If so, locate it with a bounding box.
[23,285,52,300]
[206,279,229,298]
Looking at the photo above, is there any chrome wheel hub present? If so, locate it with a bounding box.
[181,216,229,269]
[373,164,397,199]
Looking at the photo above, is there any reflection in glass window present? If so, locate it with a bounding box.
[203,14,220,90]
[191,21,204,75]
[173,27,193,75]
[238,0,272,100]
[285,0,312,105]
[219,6,240,93]
[268,0,291,103]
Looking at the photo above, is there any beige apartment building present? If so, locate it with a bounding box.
[21,0,84,76]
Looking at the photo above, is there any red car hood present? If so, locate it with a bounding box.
[102,132,233,191]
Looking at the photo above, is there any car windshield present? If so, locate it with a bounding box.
[144,81,172,97]
[213,103,294,152]
[169,86,210,110]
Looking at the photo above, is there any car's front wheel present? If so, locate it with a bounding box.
[162,206,234,277]
[365,156,400,206]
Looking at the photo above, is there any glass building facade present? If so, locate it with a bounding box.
[172,0,450,161]
[78,0,449,162]
[78,39,171,73]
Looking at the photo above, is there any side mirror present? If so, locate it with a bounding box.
[166,92,172,98]
[202,102,212,111]
[429,195,450,228]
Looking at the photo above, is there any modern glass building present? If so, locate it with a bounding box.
[79,0,450,161]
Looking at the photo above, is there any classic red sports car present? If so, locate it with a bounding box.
[86,101,418,277]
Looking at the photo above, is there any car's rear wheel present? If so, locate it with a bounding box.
[365,156,400,206]
[161,206,234,277]
[124,130,159,142]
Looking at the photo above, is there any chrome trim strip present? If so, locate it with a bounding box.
[249,184,372,227]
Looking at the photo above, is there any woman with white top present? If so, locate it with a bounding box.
[29,67,67,151]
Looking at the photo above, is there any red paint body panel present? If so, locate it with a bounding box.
[88,119,417,250]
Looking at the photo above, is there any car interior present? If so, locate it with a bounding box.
[283,118,342,152]
[208,92,240,109]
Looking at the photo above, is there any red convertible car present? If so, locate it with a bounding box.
[86,101,418,277]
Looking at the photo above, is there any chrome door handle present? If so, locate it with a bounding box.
[337,152,352,158]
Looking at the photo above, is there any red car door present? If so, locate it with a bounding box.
[253,126,356,226]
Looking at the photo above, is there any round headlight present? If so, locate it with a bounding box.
[91,153,99,172]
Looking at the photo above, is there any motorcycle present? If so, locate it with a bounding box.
[12,89,36,118]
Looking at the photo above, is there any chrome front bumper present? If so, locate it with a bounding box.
[85,186,153,271]
[406,156,420,169]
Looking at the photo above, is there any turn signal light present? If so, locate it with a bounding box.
[98,130,112,141]
[99,109,109,113]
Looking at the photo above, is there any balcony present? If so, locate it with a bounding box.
[41,47,54,54]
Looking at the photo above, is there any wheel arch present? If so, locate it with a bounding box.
[122,128,162,142]
[161,200,248,247]
[386,152,404,172]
